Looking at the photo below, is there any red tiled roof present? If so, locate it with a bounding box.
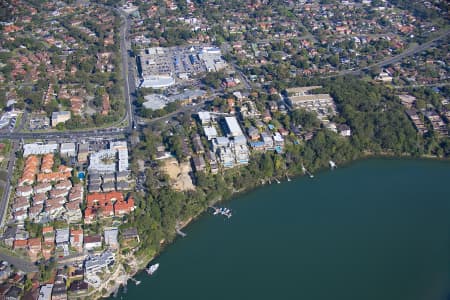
[13,239,28,249]
[43,226,54,234]
[28,237,42,248]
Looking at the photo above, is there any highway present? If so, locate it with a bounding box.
[366,30,449,69]
[324,29,450,78]
[0,128,128,141]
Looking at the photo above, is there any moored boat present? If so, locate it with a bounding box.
[147,263,160,275]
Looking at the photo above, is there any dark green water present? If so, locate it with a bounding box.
[115,159,450,300]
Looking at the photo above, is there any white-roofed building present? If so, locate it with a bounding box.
[212,136,230,152]
[89,140,129,174]
[198,111,211,125]
[104,228,119,249]
[118,149,129,172]
[60,142,76,157]
[110,141,127,151]
[225,117,243,137]
[218,147,234,168]
[23,143,58,157]
[56,228,70,245]
[38,284,54,300]
[52,111,71,127]
[203,126,218,140]
[84,250,115,274]
[142,94,172,110]
[141,75,175,89]
[234,144,249,165]
[88,149,116,174]
[233,135,247,146]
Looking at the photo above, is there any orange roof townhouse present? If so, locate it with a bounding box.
[12,196,30,213]
[50,188,69,199]
[87,191,124,206]
[18,171,35,186]
[65,201,82,222]
[84,203,114,223]
[114,196,135,215]
[84,207,97,224]
[29,204,43,220]
[40,153,54,173]
[68,185,83,203]
[16,186,33,197]
[65,201,80,212]
[37,171,71,183]
[99,202,114,218]
[32,193,47,205]
[18,155,39,186]
[58,165,73,173]
[13,209,27,221]
[105,191,124,203]
[34,183,52,194]
[86,192,105,207]
[44,200,65,216]
[55,180,72,190]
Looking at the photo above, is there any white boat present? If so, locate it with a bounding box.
[329,160,337,169]
[147,263,159,275]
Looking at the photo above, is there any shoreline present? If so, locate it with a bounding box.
[103,154,448,298]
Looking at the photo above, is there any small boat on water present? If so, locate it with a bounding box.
[329,160,337,169]
[147,263,159,275]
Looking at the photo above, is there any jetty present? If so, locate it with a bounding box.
[130,278,141,285]
[176,227,187,237]
[286,173,291,182]
[274,178,281,184]
[301,164,314,178]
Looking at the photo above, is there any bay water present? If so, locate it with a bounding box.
[114,159,450,300]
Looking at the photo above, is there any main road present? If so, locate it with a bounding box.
[116,7,137,131]
[0,141,19,228]
[324,29,450,78]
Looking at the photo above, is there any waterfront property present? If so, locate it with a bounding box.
[286,86,337,123]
